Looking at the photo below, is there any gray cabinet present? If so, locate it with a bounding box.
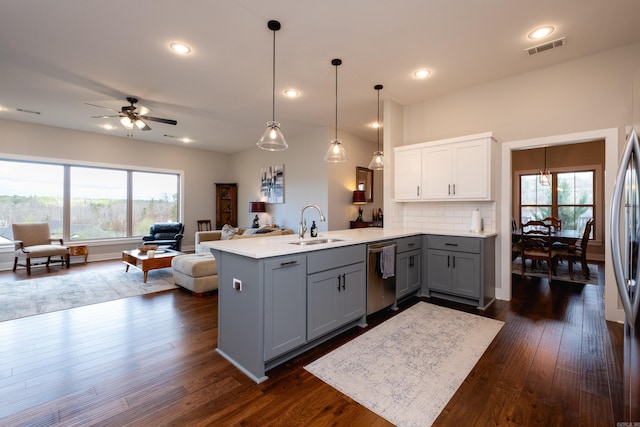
[307,245,366,341]
[264,255,307,361]
[396,236,422,300]
[426,235,495,309]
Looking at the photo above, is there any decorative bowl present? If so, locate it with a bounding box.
[137,244,158,253]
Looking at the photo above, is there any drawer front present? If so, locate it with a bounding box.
[397,236,422,253]
[306,244,366,274]
[427,235,480,254]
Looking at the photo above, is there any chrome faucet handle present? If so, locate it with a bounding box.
[299,218,307,238]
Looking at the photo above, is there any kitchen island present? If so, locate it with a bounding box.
[203,227,496,383]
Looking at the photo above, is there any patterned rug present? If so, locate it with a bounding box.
[304,302,504,427]
[511,257,598,284]
[0,265,177,322]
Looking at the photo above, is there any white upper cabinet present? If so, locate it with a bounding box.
[394,133,496,202]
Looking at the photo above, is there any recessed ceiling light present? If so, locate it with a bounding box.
[283,89,300,97]
[413,69,431,79]
[528,26,555,39]
[100,124,116,130]
[169,42,192,55]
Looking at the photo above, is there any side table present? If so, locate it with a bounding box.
[68,244,89,264]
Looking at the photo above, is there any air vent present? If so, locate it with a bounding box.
[526,37,566,56]
[16,108,41,115]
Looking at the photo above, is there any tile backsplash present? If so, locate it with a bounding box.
[390,201,496,233]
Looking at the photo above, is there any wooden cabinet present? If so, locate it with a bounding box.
[426,235,495,309]
[215,183,237,229]
[395,236,422,300]
[264,255,307,361]
[307,245,366,341]
[394,133,495,201]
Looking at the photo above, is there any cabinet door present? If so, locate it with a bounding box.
[452,139,490,199]
[396,249,422,299]
[339,263,366,325]
[394,148,422,200]
[426,249,451,293]
[422,145,453,199]
[451,252,481,298]
[264,255,307,360]
[307,269,341,341]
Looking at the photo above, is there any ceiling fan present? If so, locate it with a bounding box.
[87,97,177,131]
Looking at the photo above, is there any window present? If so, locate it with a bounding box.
[0,160,64,239]
[519,170,594,237]
[0,159,180,241]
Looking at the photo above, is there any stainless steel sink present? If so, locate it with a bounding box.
[288,238,343,246]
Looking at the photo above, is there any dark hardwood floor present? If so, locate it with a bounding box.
[0,261,630,426]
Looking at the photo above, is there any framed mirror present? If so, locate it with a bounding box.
[356,166,373,203]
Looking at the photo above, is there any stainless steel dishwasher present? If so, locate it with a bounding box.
[367,241,397,315]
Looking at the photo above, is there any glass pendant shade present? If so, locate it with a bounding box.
[258,121,288,151]
[324,139,348,162]
[539,169,551,186]
[368,150,384,170]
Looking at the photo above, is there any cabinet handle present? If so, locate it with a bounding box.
[447,255,450,268]
[280,260,298,267]
[453,184,456,195]
[409,255,414,268]
[417,186,420,197]
[342,273,346,290]
[445,243,458,247]
[408,242,415,247]
[337,276,341,292]
[448,184,451,195]
[453,255,456,268]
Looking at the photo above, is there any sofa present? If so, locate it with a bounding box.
[142,222,184,251]
[172,225,294,295]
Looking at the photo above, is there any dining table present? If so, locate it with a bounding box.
[512,228,581,246]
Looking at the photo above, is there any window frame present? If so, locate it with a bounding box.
[0,155,183,243]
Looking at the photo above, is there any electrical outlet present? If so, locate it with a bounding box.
[233,278,242,291]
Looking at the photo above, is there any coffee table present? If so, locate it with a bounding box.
[121,249,182,283]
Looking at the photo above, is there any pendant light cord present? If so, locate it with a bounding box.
[377,88,380,151]
[334,62,338,140]
[272,28,276,123]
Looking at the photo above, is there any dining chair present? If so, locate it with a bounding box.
[542,216,562,231]
[197,220,212,231]
[520,220,558,281]
[555,218,594,280]
[511,218,521,261]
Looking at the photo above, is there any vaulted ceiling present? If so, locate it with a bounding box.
[2,0,640,153]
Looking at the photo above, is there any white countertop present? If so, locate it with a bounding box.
[202,227,497,259]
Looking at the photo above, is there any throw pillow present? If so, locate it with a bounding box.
[221,224,240,240]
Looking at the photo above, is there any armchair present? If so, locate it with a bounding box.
[12,223,70,275]
[142,222,185,251]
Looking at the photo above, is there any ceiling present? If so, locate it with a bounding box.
[2,0,640,154]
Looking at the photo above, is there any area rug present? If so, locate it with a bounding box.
[0,265,177,322]
[304,302,504,427]
[511,257,598,284]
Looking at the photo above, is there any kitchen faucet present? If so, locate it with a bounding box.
[299,204,326,238]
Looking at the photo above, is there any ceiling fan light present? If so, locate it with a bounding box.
[368,151,384,170]
[120,116,134,129]
[257,121,288,151]
[324,139,348,162]
[134,119,146,129]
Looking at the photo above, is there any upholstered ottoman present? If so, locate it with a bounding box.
[171,253,218,295]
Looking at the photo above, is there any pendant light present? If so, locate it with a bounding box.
[257,20,288,151]
[324,58,348,162]
[368,84,384,170]
[539,146,551,186]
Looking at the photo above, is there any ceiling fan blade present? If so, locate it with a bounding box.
[85,102,120,113]
[140,115,177,126]
[91,114,120,119]
[137,120,152,131]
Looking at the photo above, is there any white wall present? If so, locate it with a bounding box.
[230,125,381,232]
[390,40,640,323]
